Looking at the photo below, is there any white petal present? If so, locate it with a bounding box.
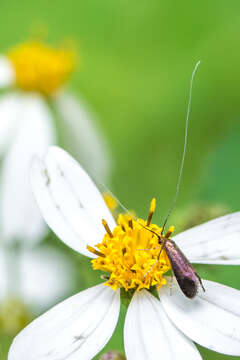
[0,94,56,246]
[0,93,24,155]
[0,56,15,87]
[173,212,240,264]
[30,146,116,257]
[19,246,74,311]
[0,249,8,300]
[55,92,111,184]
[8,283,120,360]
[124,289,201,360]
[160,277,240,356]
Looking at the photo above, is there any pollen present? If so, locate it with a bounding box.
[88,199,172,292]
[7,41,74,95]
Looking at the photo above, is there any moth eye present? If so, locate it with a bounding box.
[182,277,197,299]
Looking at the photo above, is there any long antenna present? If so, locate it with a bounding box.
[161,60,201,233]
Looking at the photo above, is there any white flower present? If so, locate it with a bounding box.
[0,92,56,246]
[8,147,240,359]
[0,41,110,247]
[0,244,74,337]
[0,245,74,313]
[0,42,110,329]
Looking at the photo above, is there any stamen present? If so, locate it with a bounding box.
[102,219,113,238]
[128,219,133,229]
[138,221,160,239]
[87,245,105,257]
[146,198,156,226]
[165,225,175,238]
[90,213,171,292]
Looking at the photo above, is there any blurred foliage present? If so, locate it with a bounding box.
[0,298,32,336]
[199,123,240,210]
[1,1,240,359]
[172,202,231,233]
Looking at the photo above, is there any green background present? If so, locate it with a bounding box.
[1,1,240,359]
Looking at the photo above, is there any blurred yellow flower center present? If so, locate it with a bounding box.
[8,41,74,95]
[0,297,32,335]
[88,199,172,292]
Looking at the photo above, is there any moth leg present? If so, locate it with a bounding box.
[169,272,174,296]
[137,246,162,251]
[143,240,167,278]
[143,258,159,278]
[156,239,167,261]
[195,272,205,292]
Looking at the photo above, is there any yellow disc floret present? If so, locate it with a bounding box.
[88,199,172,292]
[8,41,74,95]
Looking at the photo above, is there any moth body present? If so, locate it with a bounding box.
[159,237,204,298]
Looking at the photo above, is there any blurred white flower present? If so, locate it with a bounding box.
[0,92,56,246]
[10,246,74,311]
[0,42,107,331]
[0,41,111,247]
[8,147,240,359]
[0,245,74,335]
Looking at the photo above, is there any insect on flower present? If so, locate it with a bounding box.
[137,213,205,299]
[7,146,240,360]
[106,190,205,299]
[152,61,205,298]
[8,63,240,359]
[157,233,205,298]
[115,60,205,298]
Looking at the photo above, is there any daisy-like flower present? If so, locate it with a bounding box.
[8,147,240,359]
[0,40,110,247]
[0,41,106,332]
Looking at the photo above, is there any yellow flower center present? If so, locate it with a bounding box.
[88,199,172,292]
[8,41,74,95]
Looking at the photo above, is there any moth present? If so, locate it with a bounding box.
[150,227,205,298]
[162,235,205,298]
[138,219,205,298]
[102,61,204,299]
[138,61,204,298]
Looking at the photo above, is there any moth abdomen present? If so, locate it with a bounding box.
[163,238,202,298]
[181,276,198,298]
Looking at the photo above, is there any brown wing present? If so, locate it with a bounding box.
[164,239,200,298]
